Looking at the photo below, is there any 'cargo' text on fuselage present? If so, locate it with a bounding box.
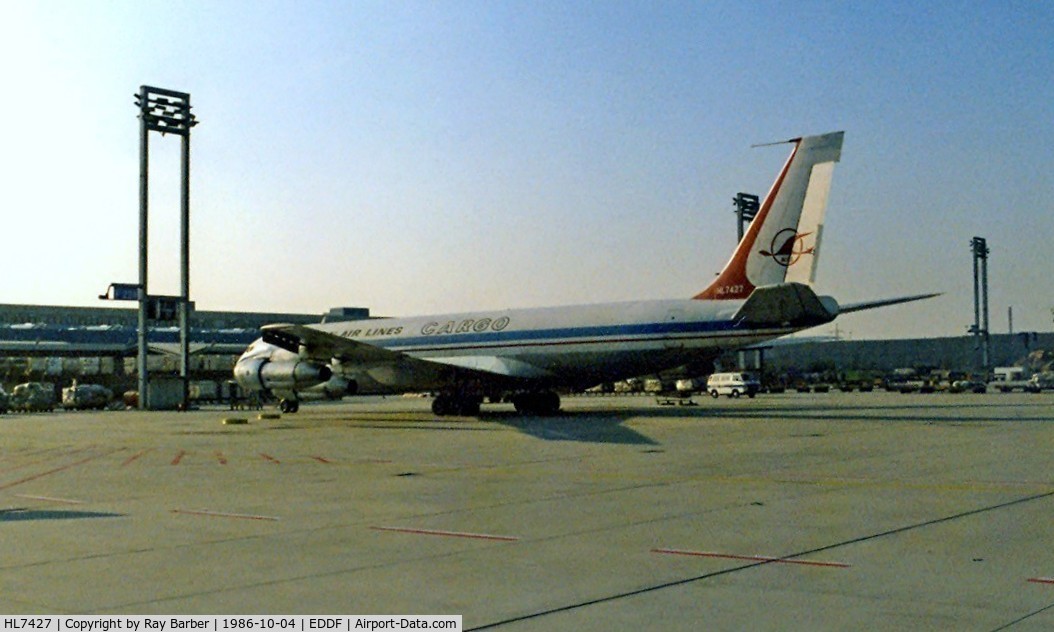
[421,316,511,336]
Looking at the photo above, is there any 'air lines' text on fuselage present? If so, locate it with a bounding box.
[338,316,513,340]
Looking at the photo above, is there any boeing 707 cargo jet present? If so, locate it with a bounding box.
[234,131,934,414]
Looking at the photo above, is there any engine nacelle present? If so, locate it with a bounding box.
[234,358,332,393]
[319,376,358,399]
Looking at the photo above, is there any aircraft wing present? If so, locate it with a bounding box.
[260,324,547,381]
[261,324,403,364]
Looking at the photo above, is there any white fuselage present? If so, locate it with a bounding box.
[236,297,801,395]
[233,132,857,410]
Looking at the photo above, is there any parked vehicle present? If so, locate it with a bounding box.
[991,367,1035,393]
[61,383,113,410]
[950,379,988,393]
[837,370,880,392]
[11,382,56,412]
[1028,372,1054,392]
[706,372,761,398]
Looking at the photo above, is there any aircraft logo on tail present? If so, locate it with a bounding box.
[759,229,815,267]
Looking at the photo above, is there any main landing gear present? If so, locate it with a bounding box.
[431,393,482,416]
[279,398,300,413]
[512,390,561,415]
[429,388,561,416]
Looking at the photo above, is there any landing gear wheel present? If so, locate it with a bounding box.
[432,395,481,417]
[279,399,300,413]
[432,395,452,416]
[459,399,481,416]
[539,391,560,414]
[512,391,561,415]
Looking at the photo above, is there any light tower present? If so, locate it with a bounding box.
[733,192,760,243]
[134,85,199,409]
[969,236,990,375]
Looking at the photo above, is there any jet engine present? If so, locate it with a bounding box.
[234,358,332,393]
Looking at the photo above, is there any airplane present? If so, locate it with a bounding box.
[233,131,936,415]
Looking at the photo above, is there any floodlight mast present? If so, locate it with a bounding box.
[733,193,759,243]
[134,85,198,410]
[970,236,990,375]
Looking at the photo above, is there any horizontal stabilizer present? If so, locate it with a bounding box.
[733,283,837,327]
[838,292,942,314]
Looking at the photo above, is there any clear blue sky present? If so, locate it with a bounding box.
[1,1,1051,339]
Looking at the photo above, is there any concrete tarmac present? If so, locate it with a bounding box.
[2,392,1054,630]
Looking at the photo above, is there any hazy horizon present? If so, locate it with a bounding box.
[2,1,1051,340]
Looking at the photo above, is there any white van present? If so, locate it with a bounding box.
[706,372,761,398]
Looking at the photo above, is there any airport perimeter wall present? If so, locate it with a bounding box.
[764,332,1054,373]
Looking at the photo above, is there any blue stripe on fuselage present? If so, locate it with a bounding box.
[369,318,744,352]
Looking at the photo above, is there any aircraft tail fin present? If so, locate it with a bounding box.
[695,131,844,300]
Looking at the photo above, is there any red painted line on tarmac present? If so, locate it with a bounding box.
[371,526,520,542]
[0,450,48,473]
[1,458,49,474]
[259,453,280,464]
[14,494,87,505]
[0,450,117,491]
[171,450,187,465]
[652,548,851,569]
[172,509,280,522]
[1028,577,1054,585]
[310,456,332,464]
[121,448,154,466]
[1,447,94,474]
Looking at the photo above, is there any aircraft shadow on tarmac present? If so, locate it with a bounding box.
[483,397,1054,441]
[325,409,660,445]
[319,396,1052,444]
[483,411,660,445]
[334,399,960,445]
[335,414,658,445]
[0,508,125,522]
